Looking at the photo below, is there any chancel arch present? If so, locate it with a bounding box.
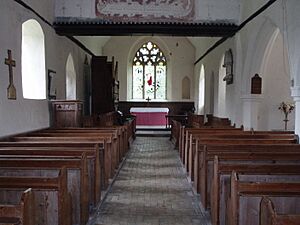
[66,53,77,100]
[21,19,46,100]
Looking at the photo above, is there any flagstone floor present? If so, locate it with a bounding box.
[91,137,211,225]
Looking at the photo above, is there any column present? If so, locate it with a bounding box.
[291,86,300,135]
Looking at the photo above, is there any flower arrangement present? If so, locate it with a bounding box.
[278,101,295,130]
[278,102,295,116]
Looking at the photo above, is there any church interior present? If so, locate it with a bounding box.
[1,0,300,225]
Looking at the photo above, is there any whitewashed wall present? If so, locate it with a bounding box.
[55,0,241,23]
[0,0,88,137]
[193,0,298,131]
[102,36,195,101]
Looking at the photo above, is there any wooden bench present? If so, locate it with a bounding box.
[0,188,35,225]
[0,155,88,225]
[7,136,114,185]
[41,127,128,161]
[194,144,300,209]
[227,171,300,225]
[0,141,105,191]
[0,167,71,225]
[24,131,120,175]
[180,128,293,163]
[211,156,300,225]
[186,133,297,178]
[180,127,244,162]
[0,147,101,206]
[260,197,300,225]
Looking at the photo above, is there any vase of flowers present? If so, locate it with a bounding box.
[278,101,295,130]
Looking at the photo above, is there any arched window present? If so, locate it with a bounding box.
[66,54,77,100]
[132,41,167,100]
[198,65,205,114]
[22,19,46,99]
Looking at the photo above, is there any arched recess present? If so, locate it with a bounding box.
[259,29,294,130]
[22,19,46,99]
[182,76,191,99]
[242,19,280,94]
[66,54,77,100]
[198,65,205,114]
[127,37,171,100]
[217,55,227,117]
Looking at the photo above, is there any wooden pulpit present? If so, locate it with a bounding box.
[51,100,83,128]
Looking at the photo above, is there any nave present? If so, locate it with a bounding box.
[91,137,210,225]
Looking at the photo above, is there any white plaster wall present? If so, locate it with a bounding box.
[55,0,241,23]
[75,36,110,56]
[192,0,299,131]
[196,0,240,23]
[102,36,195,102]
[259,32,295,131]
[0,0,88,137]
[193,36,242,126]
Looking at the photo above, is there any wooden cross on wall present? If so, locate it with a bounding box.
[5,50,16,100]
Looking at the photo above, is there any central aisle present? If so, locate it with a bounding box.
[92,137,211,225]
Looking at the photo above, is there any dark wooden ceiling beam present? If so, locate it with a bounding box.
[53,22,238,37]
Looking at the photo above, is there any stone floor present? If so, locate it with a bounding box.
[91,137,211,225]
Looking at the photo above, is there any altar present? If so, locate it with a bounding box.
[130,107,169,126]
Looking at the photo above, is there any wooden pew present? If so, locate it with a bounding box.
[194,144,300,209]
[260,197,300,225]
[0,155,88,225]
[41,127,128,160]
[211,156,300,225]
[0,188,35,225]
[0,147,101,206]
[186,133,297,178]
[227,171,300,225]
[0,141,105,191]
[181,128,294,164]
[7,136,114,186]
[0,168,71,225]
[180,127,244,163]
[24,131,120,174]
[170,119,181,147]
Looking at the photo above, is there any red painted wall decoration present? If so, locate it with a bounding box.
[95,0,195,22]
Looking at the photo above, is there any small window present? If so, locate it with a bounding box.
[22,19,46,99]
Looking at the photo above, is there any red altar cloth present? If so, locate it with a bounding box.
[130,108,169,126]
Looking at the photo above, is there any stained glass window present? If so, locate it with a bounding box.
[132,41,167,100]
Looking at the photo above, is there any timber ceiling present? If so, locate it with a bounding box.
[53,18,238,37]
